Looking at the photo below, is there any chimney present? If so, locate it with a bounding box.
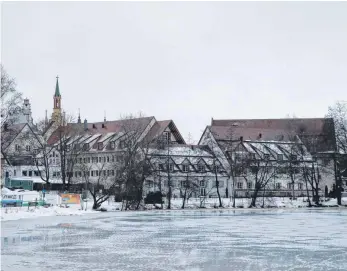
[92,124,96,129]
[84,119,88,130]
[240,136,243,142]
[258,133,262,140]
[102,123,105,128]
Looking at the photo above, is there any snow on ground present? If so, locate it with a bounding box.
[2,196,347,222]
[1,204,95,221]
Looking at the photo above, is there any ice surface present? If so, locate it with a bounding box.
[2,209,347,271]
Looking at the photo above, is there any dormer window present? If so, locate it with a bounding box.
[182,165,189,173]
[264,154,270,160]
[198,165,205,172]
[33,149,39,155]
[83,143,89,150]
[167,163,174,172]
[15,144,20,151]
[214,165,220,172]
[248,153,256,160]
[119,140,125,149]
[110,142,115,149]
[26,145,31,152]
[163,132,170,143]
[98,142,103,150]
[290,155,297,161]
[74,144,81,151]
[277,154,283,161]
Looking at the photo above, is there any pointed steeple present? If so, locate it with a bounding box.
[55,76,61,97]
[77,108,81,124]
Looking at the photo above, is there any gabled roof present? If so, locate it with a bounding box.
[1,123,27,151]
[211,118,333,134]
[145,120,186,144]
[47,117,154,146]
[208,117,336,153]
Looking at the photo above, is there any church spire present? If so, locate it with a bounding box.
[77,108,81,124]
[55,76,61,97]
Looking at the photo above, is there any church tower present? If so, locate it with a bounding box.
[51,76,62,124]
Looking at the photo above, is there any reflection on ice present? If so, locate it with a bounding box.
[2,209,347,271]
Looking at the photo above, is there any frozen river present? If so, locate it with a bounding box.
[2,209,347,271]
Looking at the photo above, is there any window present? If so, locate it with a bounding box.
[247,182,253,189]
[198,165,205,172]
[214,165,220,172]
[87,157,91,163]
[84,157,87,163]
[34,171,39,177]
[15,144,20,151]
[5,171,9,178]
[75,144,81,151]
[298,183,303,190]
[22,170,27,176]
[181,181,187,187]
[277,154,283,161]
[53,172,57,177]
[78,171,82,177]
[200,188,206,196]
[75,172,78,177]
[98,142,103,150]
[79,158,82,163]
[13,170,16,177]
[83,143,89,150]
[237,182,243,189]
[248,153,256,160]
[112,156,115,162]
[264,154,270,160]
[119,140,125,149]
[107,156,110,162]
[111,170,115,176]
[162,132,170,143]
[103,170,106,176]
[168,164,174,172]
[182,165,189,172]
[110,142,115,149]
[96,170,99,177]
[287,183,293,189]
[275,183,281,189]
[99,157,101,163]
[28,171,32,177]
[199,180,205,187]
[103,157,106,163]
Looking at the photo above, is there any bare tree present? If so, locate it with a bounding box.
[244,156,277,208]
[200,130,225,207]
[1,65,22,127]
[77,160,115,210]
[327,101,347,154]
[113,113,155,210]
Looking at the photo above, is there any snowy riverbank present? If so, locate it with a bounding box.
[2,197,347,221]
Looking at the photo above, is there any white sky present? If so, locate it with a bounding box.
[1,1,347,142]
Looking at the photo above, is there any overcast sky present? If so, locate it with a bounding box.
[2,1,347,142]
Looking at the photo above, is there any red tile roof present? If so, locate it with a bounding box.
[210,118,336,152]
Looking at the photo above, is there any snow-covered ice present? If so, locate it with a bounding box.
[1,209,347,271]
